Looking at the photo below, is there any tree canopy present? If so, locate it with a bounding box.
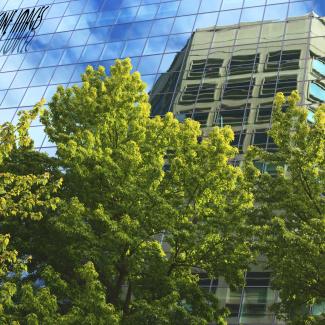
[0,58,255,324]
[245,91,325,324]
[1,59,323,324]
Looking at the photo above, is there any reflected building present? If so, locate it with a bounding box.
[0,0,324,323]
[150,13,325,168]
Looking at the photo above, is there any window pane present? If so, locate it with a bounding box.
[0,72,16,90]
[1,88,26,108]
[31,67,55,86]
[21,86,46,106]
[11,69,35,89]
[51,65,75,84]
[40,49,64,67]
[144,36,168,55]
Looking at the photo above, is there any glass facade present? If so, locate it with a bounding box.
[0,0,324,323]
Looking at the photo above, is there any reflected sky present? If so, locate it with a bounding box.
[0,0,323,154]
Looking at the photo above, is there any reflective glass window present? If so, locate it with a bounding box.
[121,0,141,7]
[21,86,46,106]
[194,12,219,29]
[96,10,118,27]
[0,56,7,71]
[66,0,85,15]
[217,105,248,127]
[166,34,190,53]
[172,15,196,33]
[21,0,38,7]
[38,18,61,35]
[57,15,80,32]
[11,69,35,89]
[0,108,16,124]
[138,54,162,75]
[261,76,297,97]
[60,47,84,65]
[4,0,23,10]
[0,72,16,90]
[46,2,69,18]
[244,0,266,5]
[31,67,55,86]
[117,7,138,23]
[264,3,289,20]
[101,42,125,60]
[1,88,26,108]
[223,79,254,99]
[309,82,325,101]
[70,29,91,47]
[80,44,105,62]
[218,9,241,26]
[136,4,159,21]
[241,6,265,22]
[28,126,46,148]
[158,53,178,73]
[189,59,223,79]
[150,18,174,36]
[199,0,222,13]
[84,0,101,13]
[178,0,200,15]
[180,83,216,104]
[144,36,168,55]
[122,39,146,57]
[109,24,131,41]
[313,58,325,76]
[51,65,75,84]
[265,50,300,71]
[40,49,63,67]
[2,54,25,72]
[88,27,111,45]
[29,34,52,51]
[129,21,152,39]
[229,54,259,75]
[43,84,59,100]
[76,13,97,29]
[21,52,44,69]
[288,1,313,17]
[49,32,72,50]
[221,0,244,10]
[157,1,179,18]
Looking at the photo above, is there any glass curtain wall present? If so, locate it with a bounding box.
[0,0,324,323]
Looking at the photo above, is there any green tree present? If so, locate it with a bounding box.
[245,91,325,324]
[0,106,63,324]
[1,58,256,324]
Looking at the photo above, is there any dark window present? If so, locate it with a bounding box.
[246,272,271,286]
[216,104,249,127]
[198,272,218,293]
[242,303,268,316]
[180,83,215,104]
[225,304,240,317]
[265,50,300,71]
[260,76,296,98]
[189,58,223,79]
[228,54,259,75]
[232,131,246,153]
[251,130,277,152]
[183,108,210,125]
[256,102,273,123]
[223,78,254,100]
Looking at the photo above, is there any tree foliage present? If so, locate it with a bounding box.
[245,91,325,324]
[0,58,255,324]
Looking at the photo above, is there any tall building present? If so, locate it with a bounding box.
[0,0,324,323]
